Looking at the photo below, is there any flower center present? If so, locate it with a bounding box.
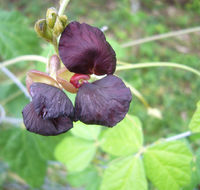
[70,74,90,88]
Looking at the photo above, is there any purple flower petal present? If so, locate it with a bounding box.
[30,83,74,119]
[22,103,73,136]
[75,75,132,127]
[59,21,116,75]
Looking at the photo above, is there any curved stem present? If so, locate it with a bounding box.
[116,61,200,77]
[1,67,31,100]
[58,0,70,15]
[0,55,47,69]
[124,81,149,108]
[121,26,200,48]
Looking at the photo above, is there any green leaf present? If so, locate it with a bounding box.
[100,115,143,156]
[184,148,200,190]
[189,101,200,133]
[34,133,69,160]
[55,136,97,172]
[0,128,47,187]
[144,141,193,190]
[71,121,101,140]
[100,155,147,190]
[0,9,40,59]
[67,166,101,190]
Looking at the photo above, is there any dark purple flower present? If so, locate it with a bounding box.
[22,83,74,136]
[59,21,116,75]
[74,75,132,127]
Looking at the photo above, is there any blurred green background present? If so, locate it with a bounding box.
[0,0,200,189]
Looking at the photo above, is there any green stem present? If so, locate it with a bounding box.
[116,62,200,77]
[124,81,149,108]
[121,26,200,48]
[58,0,70,15]
[0,55,47,69]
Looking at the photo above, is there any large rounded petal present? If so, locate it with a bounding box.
[22,103,73,136]
[59,21,116,75]
[75,75,132,127]
[30,82,74,119]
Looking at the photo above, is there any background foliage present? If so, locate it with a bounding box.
[0,0,200,189]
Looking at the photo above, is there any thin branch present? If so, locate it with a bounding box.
[58,0,70,15]
[121,26,200,48]
[1,67,31,100]
[116,62,200,77]
[0,55,47,69]
[165,131,192,142]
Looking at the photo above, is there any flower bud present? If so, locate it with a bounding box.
[34,19,53,42]
[53,16,66,37]
[59,15,68,27]
[46,7,57,29]
[48,54,61,77]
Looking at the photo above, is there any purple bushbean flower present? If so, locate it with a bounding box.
[22,83,74,136]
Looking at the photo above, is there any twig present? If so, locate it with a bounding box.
[58,0,70,15]
[116,62,200,77]
[0,104,22,126]
[165,131,192,142]
[121,26,200,48]
[1,67,31,100]
[0,55,47,69]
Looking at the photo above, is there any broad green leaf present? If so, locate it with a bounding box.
[71,121,101,140]
[189,101,200,133]
[55,136,96,172]
[0,128,47,187]
[101,155,147,190]
[0,10,40,59]
[34,132,69,160]
[184,148,200,190]
[100,115,143,156]
[67,166,101,190]
[144,141,193,190]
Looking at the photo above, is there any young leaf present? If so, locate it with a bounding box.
[55,136,97,172]
[71,121,101,140]
[0,10,40,59]
[100,115,143,156]
[67,166,101,190]
[100,155,147,190]
[144,141,193,190]
[189,101,200,133]
[0,128,47,187]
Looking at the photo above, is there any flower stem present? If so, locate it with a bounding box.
[58,0,70,15]
[117,61,200,77]
[121,26,200,48]
[0,55,47,69]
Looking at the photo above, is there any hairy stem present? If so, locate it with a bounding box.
[117,61,200,77]
[0,55,47,69]
[121,26,200,48]
[58,0,70,15]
